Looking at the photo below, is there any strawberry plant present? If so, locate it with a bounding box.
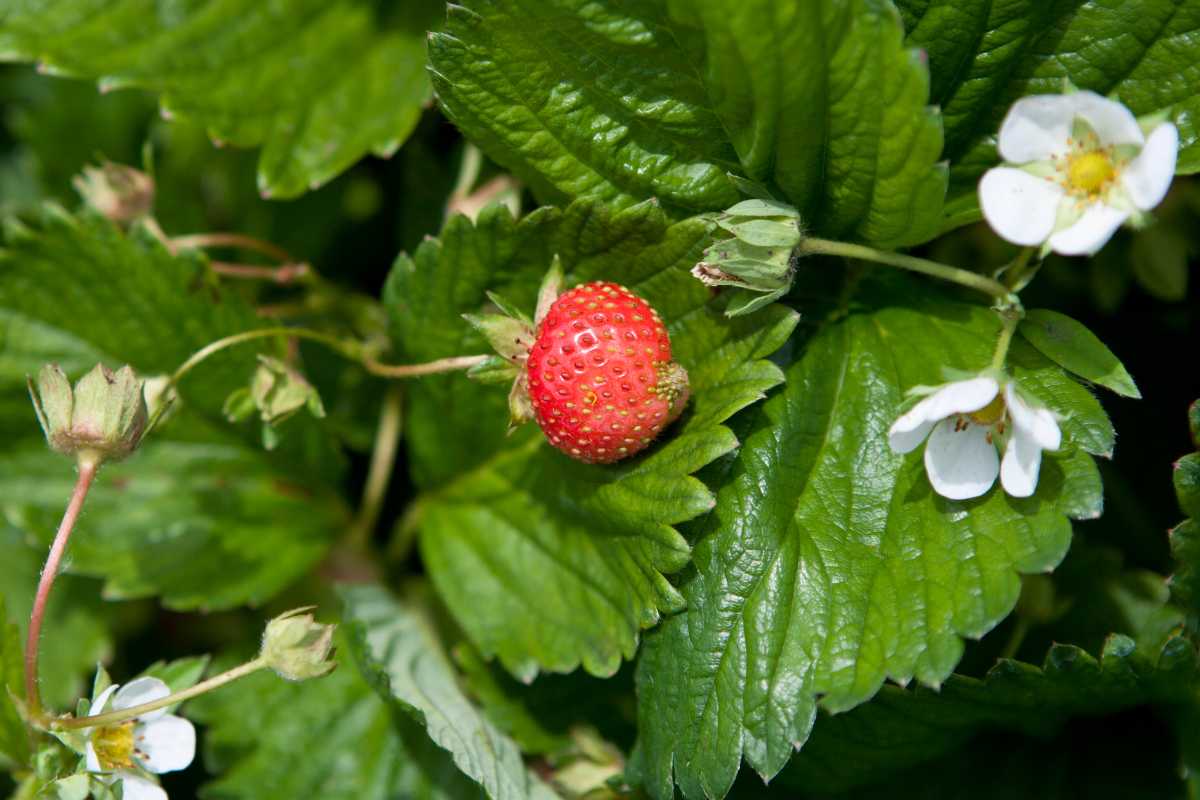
[0,2,1198,799]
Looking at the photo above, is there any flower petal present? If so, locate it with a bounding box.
[1004,383,1061,451]
[85,740,103,773]
[924,418,1000,500]
[979,168,1063,246]
[89,684,120,717]
[135,714,196,773]
[117,773,168,800]
[998,92,1144,163]
[113,676,170,721]
[1122,122,1178,210]
[1001,425,1043,498]
[889,377,1000,453]
[1047,202,1129,255]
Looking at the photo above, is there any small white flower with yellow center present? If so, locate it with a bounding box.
[84,677,196,800]
[888,376,1061,500]
[980,91,1178,256]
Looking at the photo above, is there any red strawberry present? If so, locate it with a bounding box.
[465,267,689,464]
[525,282,688,463]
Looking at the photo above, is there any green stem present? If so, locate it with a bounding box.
[1002,246,1038,291]
[999,617,1030,660]
[53,658,267,730]
[990,310,1021,372]
[798,238,1016,304]
[345,385,404,550]
[145,327,359,433]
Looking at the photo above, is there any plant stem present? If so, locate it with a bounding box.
[54,658,267,730]
[798,237,1016,303]
[170,233,295,263]
[990,309,1022,372]
[144,326,359,433]
[345,385,404,550]
[1002,246,1038,291]
[25,458,100,719]
[209,261,311,284]
[362,354,489,378]
[999,616,1030,660]
[146,327,488,434]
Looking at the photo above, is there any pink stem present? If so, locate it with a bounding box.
[25,459,99,718]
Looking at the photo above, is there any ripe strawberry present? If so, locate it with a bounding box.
[465,265,689,464]
[525,282,688,463]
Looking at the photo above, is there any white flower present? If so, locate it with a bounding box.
[979,91,1178,256]
[888,376,1062,500]
[83,677,196,800]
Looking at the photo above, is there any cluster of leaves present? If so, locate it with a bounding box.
[0,1,1197,799]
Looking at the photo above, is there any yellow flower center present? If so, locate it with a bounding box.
[1066,151,1116,195]
[967,395,1007,427]
[91,722,136,770]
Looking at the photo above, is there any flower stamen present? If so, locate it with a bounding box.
[91,721,136,770]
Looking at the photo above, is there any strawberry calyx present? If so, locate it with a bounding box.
[463,258,564,428]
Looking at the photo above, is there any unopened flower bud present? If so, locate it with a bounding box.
[223,356,326,450]
[694,199,803,316]
[72,162,155,225]
[260,607,336,681]
[29,364,148,465]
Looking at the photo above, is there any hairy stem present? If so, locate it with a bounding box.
[209,261,311,284]
[54,658,267,730]
[170,233,295,263]
[146,328,487,435]
[362,354,489,378]
[25,458,100,719]
[145,326,358,433]
[798,238,1016,304]
[345,385,404,550]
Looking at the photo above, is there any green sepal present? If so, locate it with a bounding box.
[484,291,533,326]
[50,774,91,800]
[723,286,791,317]
[534,256,564,325]
[467,356,521,385]
[713,217,801,247]
[508,376,535,430]
[462,313,535,364]
[722,198,801,219]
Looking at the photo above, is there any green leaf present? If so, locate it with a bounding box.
[189,645,477,800]
[1171,405,1200,623]
[0,440,348,611]
[384,200,797,679]
[777,634,1198,795]
[341,584,561,800]
[1019,309,1141,399]
[0,596,30,769]
[634,283,1109,800]
[429,0,946,245]
[0,1,441,198]
[897,0,1200,203]
[455,642,637,756]
[0,527,110,713]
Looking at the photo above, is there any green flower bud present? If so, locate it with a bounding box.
[223,356,326,450]
[260,607,337,681]
[694,198,803,316]
[28,364,148,466]
[72,162,155,225]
